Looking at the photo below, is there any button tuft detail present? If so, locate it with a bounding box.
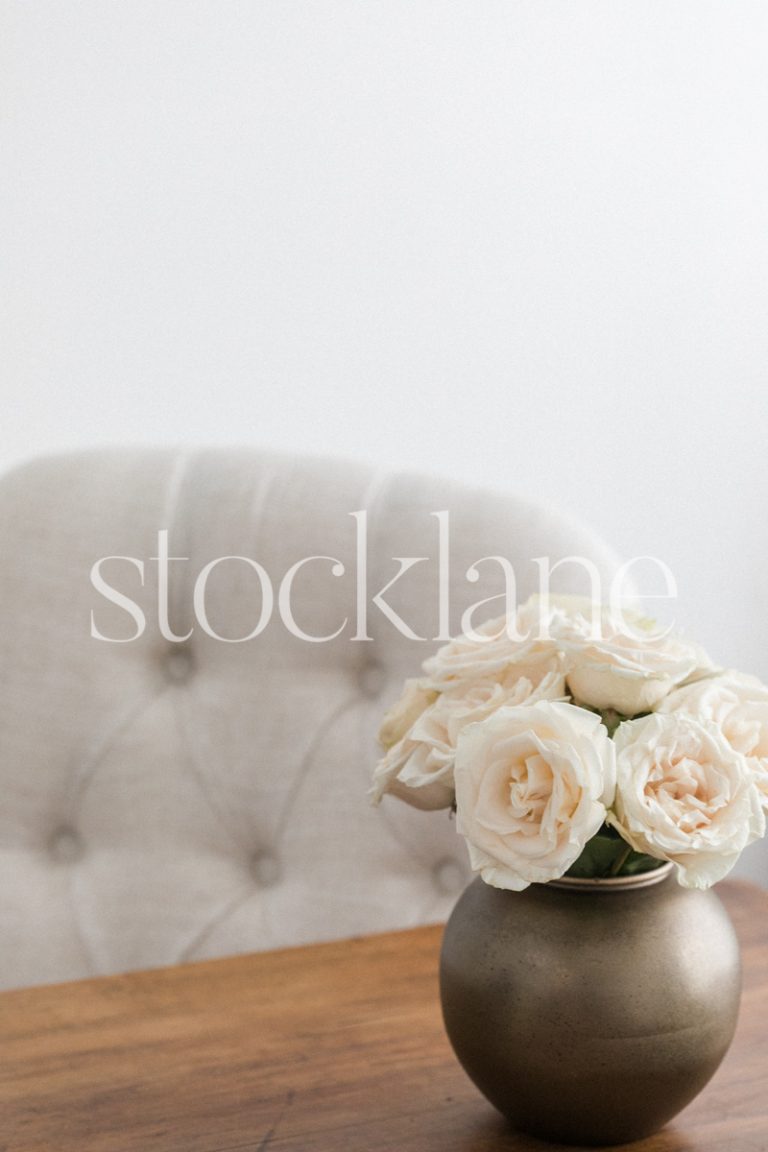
[250,851,281,888]
[164,647,194,684]
[358,660,386,698]
[49,826,84,865]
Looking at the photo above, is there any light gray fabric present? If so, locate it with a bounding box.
[0,447,622,990]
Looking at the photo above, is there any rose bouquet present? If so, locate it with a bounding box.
[372,596,768,889]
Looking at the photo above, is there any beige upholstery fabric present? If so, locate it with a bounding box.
[0,448,621,990]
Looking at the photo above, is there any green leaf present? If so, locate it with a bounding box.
[565,825,662,879]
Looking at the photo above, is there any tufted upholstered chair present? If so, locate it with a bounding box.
[0,448,622,991]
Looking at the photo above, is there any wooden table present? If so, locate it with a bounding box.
[2,881,767,1151]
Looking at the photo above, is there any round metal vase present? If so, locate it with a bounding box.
[439,865,742,1146]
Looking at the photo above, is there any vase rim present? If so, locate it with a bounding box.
[548,861,674,892]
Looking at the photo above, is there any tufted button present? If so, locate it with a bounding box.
[358,659,386,698]
[164,645,194,684]
[48,826,84,865]
[433,857,465,896]
[250,850,281,888]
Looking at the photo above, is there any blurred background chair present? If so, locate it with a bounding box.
[0,447,620,990]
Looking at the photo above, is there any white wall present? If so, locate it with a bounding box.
[3,2,768,880]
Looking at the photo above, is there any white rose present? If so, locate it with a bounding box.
[377,678,437,751]
[422,605,567,691]
[658,671,768,809]
[370,667,566,809]
[370,734,456,810]
[518,593,607,642]
[609,712,765,889]
[454,702,616,891]
[436,667,567,742]
[561,606,715,716]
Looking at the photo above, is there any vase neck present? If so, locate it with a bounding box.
[548,861,674,892]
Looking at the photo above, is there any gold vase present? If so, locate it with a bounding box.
[439,865,741,1146]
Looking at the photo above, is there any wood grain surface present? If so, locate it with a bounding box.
[2,880,767,1151]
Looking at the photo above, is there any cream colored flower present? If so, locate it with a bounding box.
[370,667,566,809]
[421,604,568,691]
[610,712,765,888]
[659,671,768,810]
[561,605,715,716]
[377,678,437,751]
[370,734,456,810]
[454,702,616,890]
[420,595,711,716]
